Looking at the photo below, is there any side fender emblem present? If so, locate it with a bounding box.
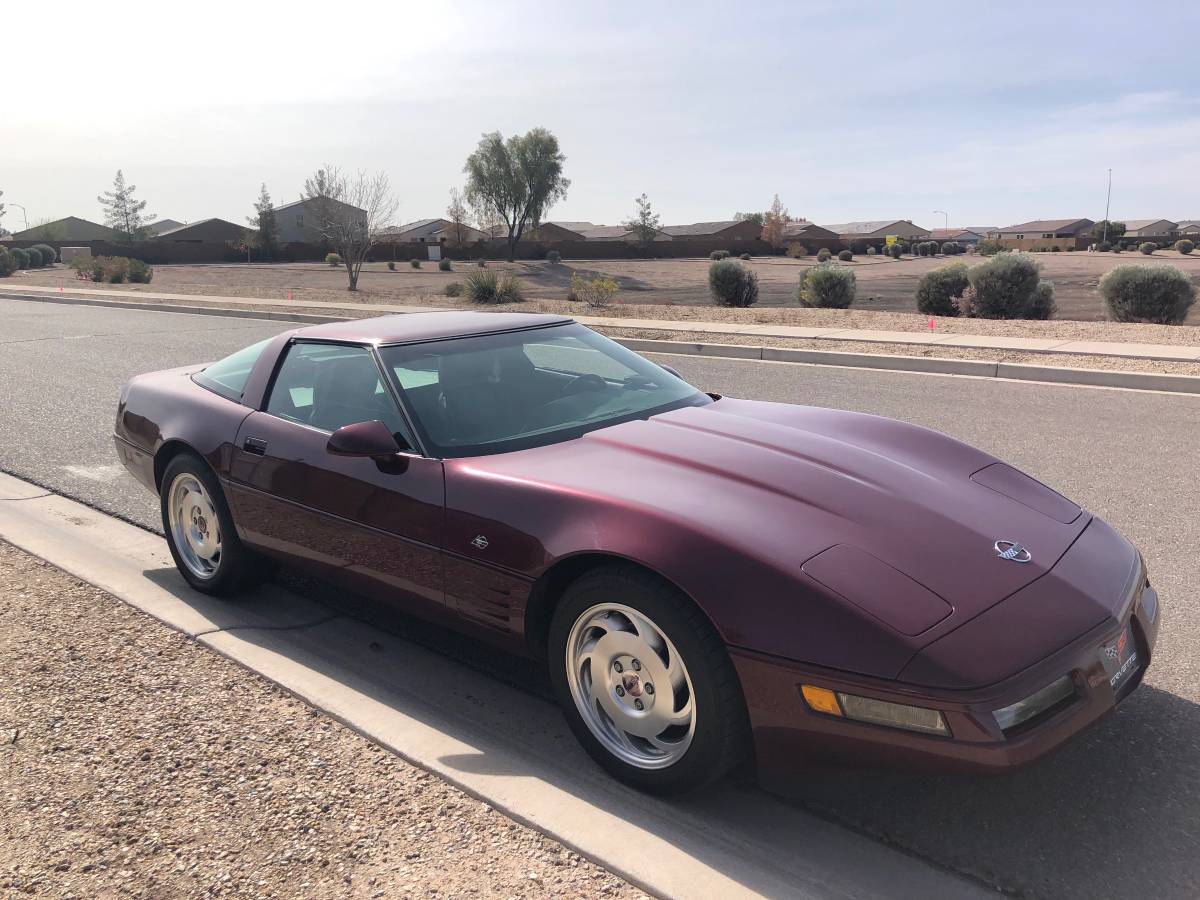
[471,535,489,550]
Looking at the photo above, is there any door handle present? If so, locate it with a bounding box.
[242,437,268,456]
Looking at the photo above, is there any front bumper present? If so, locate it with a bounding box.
[732,579,1161,776]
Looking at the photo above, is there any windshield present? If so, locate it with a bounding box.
[379,323,710,457]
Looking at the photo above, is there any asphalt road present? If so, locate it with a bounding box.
[2,297,1199,899]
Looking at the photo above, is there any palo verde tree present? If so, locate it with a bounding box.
[463,128,569,262]
[624,193,662,250]
[445,187,472,246]
[734,210,764,228]
[98,170,156,241]
[248,183,281,259]
[1091,220,1126,242]
[761,194,792,249]
[301,165,398,291]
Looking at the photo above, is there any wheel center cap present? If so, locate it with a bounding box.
[621,673,643,698]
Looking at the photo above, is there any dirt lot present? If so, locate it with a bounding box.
[14,250,1200,325]
[0,541,641,899]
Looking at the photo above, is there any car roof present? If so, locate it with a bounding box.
[293,311,574,346]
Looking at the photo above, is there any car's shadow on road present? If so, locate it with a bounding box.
[142,564,1198,899]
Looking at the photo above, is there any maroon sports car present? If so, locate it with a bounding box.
[115,312,1160,793]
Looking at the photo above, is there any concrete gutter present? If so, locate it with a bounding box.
[0,470,992,899]
[4,287,1199,394]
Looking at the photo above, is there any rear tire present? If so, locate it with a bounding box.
[160,452,267,596]
[548,564,749,794]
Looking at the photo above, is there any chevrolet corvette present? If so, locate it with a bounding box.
[114,312,1161,793]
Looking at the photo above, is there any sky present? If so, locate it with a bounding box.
[3,0,1199,233]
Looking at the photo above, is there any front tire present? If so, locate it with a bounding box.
[548,565,749,794]
[160,452,265,596]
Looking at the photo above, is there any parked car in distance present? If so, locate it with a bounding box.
[115,312,1161,793]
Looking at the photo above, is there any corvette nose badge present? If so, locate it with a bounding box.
[994,540,1032,563]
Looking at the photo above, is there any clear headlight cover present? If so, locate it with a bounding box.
[835,692,950,736]
[992,675,1075,733]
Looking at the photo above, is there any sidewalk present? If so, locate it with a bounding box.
[5,282,1200,364]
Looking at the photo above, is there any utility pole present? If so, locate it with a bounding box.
[933,210,948,230]
[1102,169,1112,244]
[10,203,28,231]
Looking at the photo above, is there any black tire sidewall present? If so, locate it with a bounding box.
[159,452,250,596]
[548,565,747,794]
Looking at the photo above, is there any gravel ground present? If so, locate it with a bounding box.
[0,541,642,899]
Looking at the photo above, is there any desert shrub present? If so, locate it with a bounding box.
[10,247,31,269]
[739,252,751,260]
[837,249,853,262]
[941,241,963,256]
[0,248,16,277]
[1097,241,1112,252]
[866,246,877,256]
[407,258,419,268]
[1175,239,1194,255]
[710,249,731,261]
[477,258,487,267]
[546,249,561,264]
[24,246,45,267]
[570,272,621,308]
[916,262,969,317]
[786,243,807,258]
[708,259,759,307]
[127,258,154,283]
[897,241,910,254]
[444,282,463,297]
[1112,245,1122,253]
[816,247,832,262]
[1099,265,1196,325]
[976,238,1004,257]
[964,252,1055,319]
[799,263,856,308]
[32,243,56,264]
[1139,242,1155,255]
[100,256,130,283]
[1051,245,1061,252]
[325,252,341,267]
[464,268,522,304]
[888,243,902,259]
[387,260,396,271]
[438,258,452,271]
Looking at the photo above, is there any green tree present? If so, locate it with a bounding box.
[734,211,764,228]
[248,183,281,259]
[463,128,570,262]
[1091,220,1126,241]
[624,193,662,249]
[98,170,156,241]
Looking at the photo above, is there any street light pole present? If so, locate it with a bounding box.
[933,209,948,229]
[10,203,28,231]
[1102,169,1112,244]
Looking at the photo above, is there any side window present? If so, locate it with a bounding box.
[194,338,272,399]
[266,342,413,444]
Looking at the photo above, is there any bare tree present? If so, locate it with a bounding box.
[761,194,792,249]
[301,165,398,291]
[445,187,471,246]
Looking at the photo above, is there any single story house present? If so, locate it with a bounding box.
[826,220,931,241]
[273,197,367,243]
[380,218,488,245]
[146,219,185,236]
[1120,219,1177,240]
[780,220,839,241]
[578,224,672,242]
[533,221,595,241]
[10,216,121,241]
[995,219,1094,240]
[929,227,994,245]
[1176,220,1200,235]
[661,220,761,241]
[153,218,250,243]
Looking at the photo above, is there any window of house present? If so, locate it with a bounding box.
[296,215,304,228]
[1042,233,1052,238]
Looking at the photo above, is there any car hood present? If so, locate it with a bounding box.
[469,397,1090,646]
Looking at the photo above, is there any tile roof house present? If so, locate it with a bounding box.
[780,220,839,241]
[1120,219,1177,239]
[146,219,185,236]
[273,197,367,243]
[929,227,994,244]
[379,218,488,244]
[995,219,1094,239]
[1176,220,1200,235]
[661,220,761,241]
[10,216,122,241]
[152,218,250,243]
[825,220,931,240]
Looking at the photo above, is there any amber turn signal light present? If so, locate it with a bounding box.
[801,685,843,716]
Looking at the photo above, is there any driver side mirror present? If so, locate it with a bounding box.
[659,363,683,380]
[327,420,407,457]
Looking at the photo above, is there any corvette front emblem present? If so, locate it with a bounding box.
[994,540,1032,564]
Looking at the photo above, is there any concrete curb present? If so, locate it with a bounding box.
[0,470,992,900]
[5,289,1199,395]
